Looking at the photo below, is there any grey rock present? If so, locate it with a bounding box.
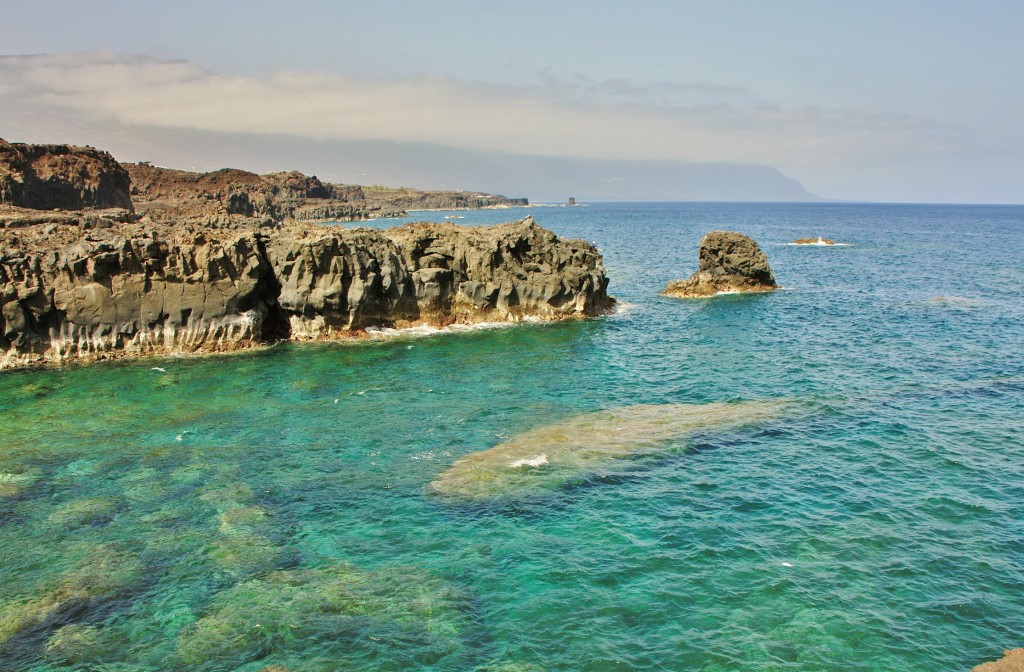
[0,216,613,369]
[662,230,776,298]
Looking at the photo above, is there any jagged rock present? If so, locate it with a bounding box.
[974,649,1024,672]
[662,230,776,298]
[0,139,133,211]
[125,163,526,225]
[0,216,612,369]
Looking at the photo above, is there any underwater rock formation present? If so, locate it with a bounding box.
[176,563,473,670]
[431,400,787,501]
[974,648,1024,672]
[0,544,143,650]
[662,230,776,298]
[0,215,612,369]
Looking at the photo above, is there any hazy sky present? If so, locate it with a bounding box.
[2,1,1022,203]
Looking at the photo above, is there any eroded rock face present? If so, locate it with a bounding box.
[0,139,133,212]
[662,230,776,298]
[0,216,612,369]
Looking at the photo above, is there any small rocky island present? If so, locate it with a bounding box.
[662,230,776,298]
[791,237,837,245]
[0,139,612,369]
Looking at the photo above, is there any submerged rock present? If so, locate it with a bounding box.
[46,497,118,529]
[0,544,143,648]
[662,231,776,298]
[177,563,472,670]
[974,648,1024,672]
[0,468,37,498]
[431,400,788,501]
[791,237,837,245]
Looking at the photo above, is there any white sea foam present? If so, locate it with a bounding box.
[785,239,852,246]
[364,321,519,341]
[508,454,548,468]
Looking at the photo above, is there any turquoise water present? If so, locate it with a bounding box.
[1,202,1022,671]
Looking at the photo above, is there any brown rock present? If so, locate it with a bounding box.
[792,237,836,245]
[0,138,133,211]
[974,648,1024,672]
[662,230,776,298]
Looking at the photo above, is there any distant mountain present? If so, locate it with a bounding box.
[2,124,817,202]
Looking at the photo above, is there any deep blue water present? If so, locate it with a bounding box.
[1,202,1022,671]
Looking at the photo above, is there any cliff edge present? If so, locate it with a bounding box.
[0,214,611,369]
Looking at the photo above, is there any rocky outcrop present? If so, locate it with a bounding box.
[792,237,836,245]
[361,186,528,211]
[974,649,1024,672]
[0,139,133,212]
[662,230,776,298]
[125,164,525,225]
[0,216,612,369]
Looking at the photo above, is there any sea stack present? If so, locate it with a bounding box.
[662,230,776,298]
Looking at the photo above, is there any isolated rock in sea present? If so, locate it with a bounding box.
[0,138,133,211]
[662,230,776,298]
[791,237,836,245]
[974,648,1024,672]
[430,400,788,501]
[0,215,612,369]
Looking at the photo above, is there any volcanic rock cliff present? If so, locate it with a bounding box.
[0,140,604,369]
[0,139,133,212]
[0,215,611,369]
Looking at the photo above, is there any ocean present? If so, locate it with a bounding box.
[1,202,1022,671]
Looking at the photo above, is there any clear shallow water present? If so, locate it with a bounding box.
[1,202,1022,671]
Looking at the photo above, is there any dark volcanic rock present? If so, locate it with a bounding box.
[0,139,133,211]
[0,215,612,369]
[662,230,776,298]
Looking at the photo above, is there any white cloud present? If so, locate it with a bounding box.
[0,51,970,171]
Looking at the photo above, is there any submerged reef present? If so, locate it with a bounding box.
[662,230,776,298]
[974,648,1024,672]
[431,400,788,501]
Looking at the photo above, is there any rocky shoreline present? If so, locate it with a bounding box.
[0,140,611,370]
[0,214,613,370]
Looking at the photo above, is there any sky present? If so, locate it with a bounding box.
[1,1,1022,203]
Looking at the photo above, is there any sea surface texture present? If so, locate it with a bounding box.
[1,202,1022,671]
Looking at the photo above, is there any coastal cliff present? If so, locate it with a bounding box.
[0,215,611,369]
[0,139,592,369]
